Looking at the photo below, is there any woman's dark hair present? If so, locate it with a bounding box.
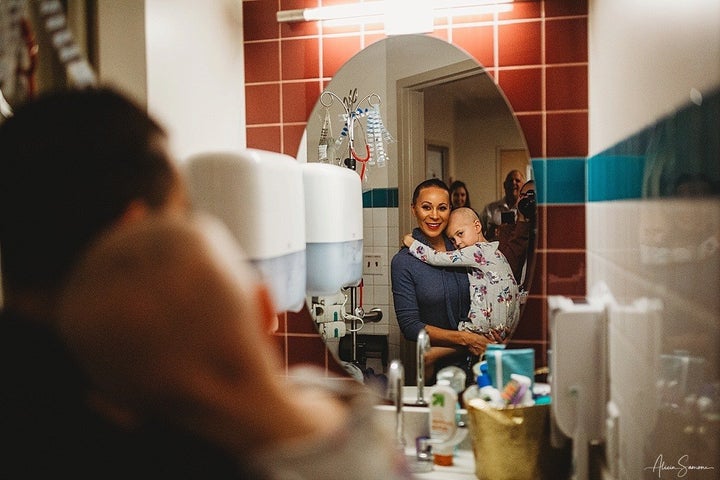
[412,178,450,205]
[0,87,176,293]
[449,180,471,208]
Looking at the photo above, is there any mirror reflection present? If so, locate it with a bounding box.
[301,35,533,385]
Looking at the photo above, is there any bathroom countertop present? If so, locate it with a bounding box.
[412,449,477,479]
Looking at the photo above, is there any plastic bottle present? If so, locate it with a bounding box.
[477,371,504,407]
[430,379,457,466]
[500,374,534,406]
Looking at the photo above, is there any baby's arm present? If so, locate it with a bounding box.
[407,239,493,268]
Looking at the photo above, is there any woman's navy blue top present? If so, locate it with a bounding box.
[391,228,470,341]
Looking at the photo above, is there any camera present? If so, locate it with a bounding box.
[501,211,516,224]
[518,190,537,220]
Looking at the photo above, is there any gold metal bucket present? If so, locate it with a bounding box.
[466,400,550,480]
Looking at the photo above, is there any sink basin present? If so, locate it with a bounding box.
[374,388,477,479]
[402,385,436,405]
[372,404,430,448]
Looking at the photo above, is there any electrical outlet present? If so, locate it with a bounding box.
[364,254,382,275]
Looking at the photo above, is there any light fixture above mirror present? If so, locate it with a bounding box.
[277,0,514,34]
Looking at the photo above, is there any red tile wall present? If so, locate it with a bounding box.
[243,0,588,375]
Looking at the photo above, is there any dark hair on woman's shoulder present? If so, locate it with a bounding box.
[412,178,449,204]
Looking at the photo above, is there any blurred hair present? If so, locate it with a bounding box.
[0,87,176,293]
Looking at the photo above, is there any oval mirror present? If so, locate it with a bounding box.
[301,34,533,383]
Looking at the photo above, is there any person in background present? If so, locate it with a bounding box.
[449,180,472,209]
[479,169,526,241]
[0,86,232,478]
[496,179,537,289]
[403,207,520,341]
[57,213,411,480]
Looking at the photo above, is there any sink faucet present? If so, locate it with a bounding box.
[387,360,405,451]
[416,328,431,405]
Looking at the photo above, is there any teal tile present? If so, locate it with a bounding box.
[362,188,399,208]
[531,158,546,204]
[544,158,586,204]
[587,154,644,201]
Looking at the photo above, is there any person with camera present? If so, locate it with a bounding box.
[479,169,526,241]
[497,179,537,289]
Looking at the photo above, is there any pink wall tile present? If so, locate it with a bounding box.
[545,0,588,17]
[287,335,330,365]
[528,249,546,296]
[245,83,281,124]
[287,308,318,334]
[546,111,588,156]
[283,124,306,156]
[536,205,547,249]
[244,41,280,83]
[546,205,586,250]
[515,113,544,158]
[243,0,280,41]
[545,17,588,64]
[282,81,321,123]
[513,296,544,340]
[281,38,321,80]
[246,125,282,152]
[499,67,543,113]
[498,21,542,67]
[546,251,586,296]
[452,25,494,68]
[546,64,588,111]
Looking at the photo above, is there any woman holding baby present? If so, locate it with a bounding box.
[390,178,533,383]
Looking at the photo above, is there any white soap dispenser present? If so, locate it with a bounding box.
[301,162,363,295]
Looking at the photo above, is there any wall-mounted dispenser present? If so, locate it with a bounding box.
[302,162,363,295]
[548,291,611,480]
[184,149,307,313]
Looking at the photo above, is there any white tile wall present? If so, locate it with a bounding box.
[588,198,720,478]
[356,206,401,370]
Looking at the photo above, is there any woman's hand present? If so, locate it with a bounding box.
[459,330,496,356]
[483,328,506,343]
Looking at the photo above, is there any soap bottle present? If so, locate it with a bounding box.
[430,379,457,466]
[500,373,534,406]
[477,370,503,407]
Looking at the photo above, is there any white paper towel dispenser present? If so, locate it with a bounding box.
[185,149,307,313]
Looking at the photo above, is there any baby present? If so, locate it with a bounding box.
[404,207,520,339]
